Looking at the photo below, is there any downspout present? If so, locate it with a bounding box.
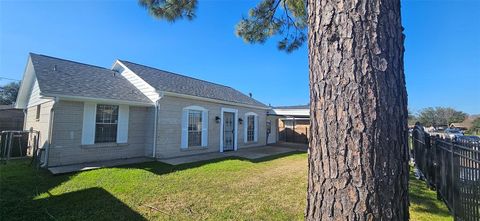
[41,97,58,167]
[152,92,164,158]
[22,109,27,130]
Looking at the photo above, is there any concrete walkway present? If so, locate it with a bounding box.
[158,144,305,165]
[48,157,154,175]
[47,143,306,174]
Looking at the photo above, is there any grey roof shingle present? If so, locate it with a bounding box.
[30,53,151,104]
[120,60,268,108]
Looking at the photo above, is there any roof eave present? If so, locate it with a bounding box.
[15,55,36,109]
[42,93,154,107]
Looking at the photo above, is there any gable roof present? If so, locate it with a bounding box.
[118,60,268,108]
[29,53,151,104]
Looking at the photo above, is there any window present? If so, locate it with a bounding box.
[244,112,258,143]
[188,110,202,147]
[181,106,208,149]
[247,115,255,142]
[35,105,41,121]
[95,104,119,143]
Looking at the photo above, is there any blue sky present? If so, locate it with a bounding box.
[0,0,479,114]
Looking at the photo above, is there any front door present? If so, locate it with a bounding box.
[223,112,235,151]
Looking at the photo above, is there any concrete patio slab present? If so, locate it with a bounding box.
[47,144,307,174]
[158,145,305,166]
[48,157,154,175]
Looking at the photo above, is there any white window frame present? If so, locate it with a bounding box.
[81,102,129,145]
[181,105,208,149]
[94,104,119,143]
[35,104,41,121]
[244,112,258,143]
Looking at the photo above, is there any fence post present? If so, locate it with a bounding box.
[6,132,13,162]
[450,139,456,220]
[433,137,442,200]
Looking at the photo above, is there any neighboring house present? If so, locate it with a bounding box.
[450,115,480,132]
[270,105,310,144]
[15,53,270,167]
[0,104,24,132]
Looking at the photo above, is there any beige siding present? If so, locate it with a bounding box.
[24,101,54,150]
[155,95,267,158]
[143,108,155,157]
[27,79,52,107]
[48,101,153,166]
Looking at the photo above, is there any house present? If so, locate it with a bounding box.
[269,105,310,144]
[15,53,272,167]
[450,115,479,132]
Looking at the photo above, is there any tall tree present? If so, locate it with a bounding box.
[0,82,20,105]
[139,0,409,220]
[408,110,417,126]
[470,117,480,135]
[417,107,467,127]
[417,107,438,127]
[435,107,467,125]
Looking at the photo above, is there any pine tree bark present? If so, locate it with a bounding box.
[305,0,409,220]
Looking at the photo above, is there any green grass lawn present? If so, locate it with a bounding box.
[409,169,452,221]
[0,153,451,220]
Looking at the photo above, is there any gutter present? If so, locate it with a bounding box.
[41,97,58,167]
[40,93,153,107]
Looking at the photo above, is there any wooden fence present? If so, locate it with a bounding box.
[412,124,480,221]
[278,119,309,144]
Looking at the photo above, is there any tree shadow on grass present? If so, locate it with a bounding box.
[0,160,146,221]
[120,151,306,177]
[0,151,305,220]
[31,187,147,221]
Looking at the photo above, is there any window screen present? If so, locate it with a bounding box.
[35,105,41,120]
[95,104,119,143]
[188,110,202,147]
[247,115,255,142]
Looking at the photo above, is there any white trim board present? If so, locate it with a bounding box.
[113,60,161,103]
[220,107,238,152]
[272,108,310,116]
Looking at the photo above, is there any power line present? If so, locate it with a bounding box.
[0,77,21,82]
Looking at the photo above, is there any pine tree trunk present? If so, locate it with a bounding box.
[305,0,409,220]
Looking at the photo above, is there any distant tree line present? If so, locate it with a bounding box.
[0,82,20,105]
[410,107,467,127]
[471,118,480,135]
